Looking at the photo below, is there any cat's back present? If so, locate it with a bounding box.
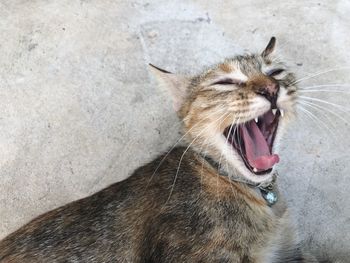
[0,147,201,262]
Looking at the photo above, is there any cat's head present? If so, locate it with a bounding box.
[150,37,297,184]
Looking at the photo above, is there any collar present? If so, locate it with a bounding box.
[199,153,278,206]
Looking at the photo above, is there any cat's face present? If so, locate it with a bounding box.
[151,37,298,183]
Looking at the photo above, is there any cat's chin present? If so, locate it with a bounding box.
[231,164,275,184]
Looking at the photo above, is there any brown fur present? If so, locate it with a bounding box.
[219,63,233,73]
[196,160,266,206]
[0,38,320,262]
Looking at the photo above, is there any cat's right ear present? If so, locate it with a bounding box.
[148,64,189,112]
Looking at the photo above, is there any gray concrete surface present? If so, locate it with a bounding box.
[0,0,349,261]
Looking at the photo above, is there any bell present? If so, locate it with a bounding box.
[260,189,278,206]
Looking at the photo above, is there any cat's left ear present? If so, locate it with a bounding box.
[148,64,190,112]
[261,36,276,57]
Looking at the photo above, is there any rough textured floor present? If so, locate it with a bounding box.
[0,0,349,261]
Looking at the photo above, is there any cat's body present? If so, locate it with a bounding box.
[0,147,311,262]
[0,38,320,262]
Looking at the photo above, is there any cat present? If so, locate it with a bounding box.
[0,37,321,262]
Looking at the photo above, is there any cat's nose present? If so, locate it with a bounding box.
[255,81,280,108]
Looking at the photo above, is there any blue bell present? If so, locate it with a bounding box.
[261,190,278,206]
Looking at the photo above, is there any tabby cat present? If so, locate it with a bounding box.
[0,37,320,262]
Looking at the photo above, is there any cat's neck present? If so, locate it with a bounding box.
[194,148,276,188]
[191,148,279,207]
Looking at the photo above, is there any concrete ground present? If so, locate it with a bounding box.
[0,0,349,261]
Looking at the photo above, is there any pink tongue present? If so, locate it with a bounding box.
[241,121,279,171]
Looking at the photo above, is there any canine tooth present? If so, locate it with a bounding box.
[272,109,277,115]
[253,168,258,172]
[280,109,284,117]
[254,117,258,123]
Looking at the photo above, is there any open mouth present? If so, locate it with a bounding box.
[223,109,281,175]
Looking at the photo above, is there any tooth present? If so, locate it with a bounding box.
[280,109,284,117]
[253,168,258,173]
[254,117,258,123]
[272,109,277,115]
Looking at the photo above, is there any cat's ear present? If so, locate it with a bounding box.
[148,64,189,111]
[261,37,276,57]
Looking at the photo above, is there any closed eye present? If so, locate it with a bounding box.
[211,78,244,86]
[267,68,284,77]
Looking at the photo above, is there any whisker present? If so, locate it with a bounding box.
[296,105,337,139]
[298,89,350,94]
[297,101,343,139]
[221,116,240,195]
[298,100,350,127]
[299,84,350,90]
[215,114,235,198]
[198,137,212,199]
[298,95,350,113]
[217,115,237,176]
[165,113,229,203]
[236,119,251,168]
[289,67,350,86]
[216,115,238,196]
[147,108,226,188]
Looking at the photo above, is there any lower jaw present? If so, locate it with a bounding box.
[241,156,273,175]
[237,165,274,182]
[206,148,274,183]
[250,168,272,176]
[224,151,276,182]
